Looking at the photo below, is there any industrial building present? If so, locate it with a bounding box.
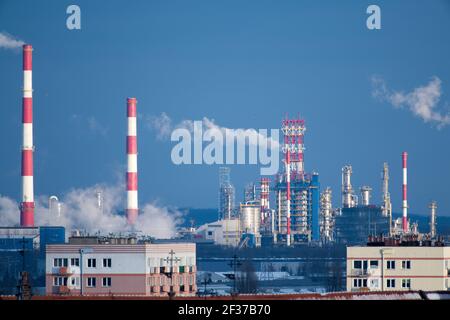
[347,236,449,292]
[335,206,390,245]
[335,164,390,244]
[273,118,320,245]
[45,236,196,297]
[195,219,241,247]
[239,201,261,247]
[199,118,321,247]
[319,187,334,243]
[218,167,235,220]
[0,226,65,295]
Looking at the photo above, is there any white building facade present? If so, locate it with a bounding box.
[347,246,450,292]
[46,242,196,296]
[196,219,241,247]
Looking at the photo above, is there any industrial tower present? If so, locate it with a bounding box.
[274,117,320,245]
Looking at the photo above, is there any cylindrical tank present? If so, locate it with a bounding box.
[360,186,372,206]
[240,202,261,235]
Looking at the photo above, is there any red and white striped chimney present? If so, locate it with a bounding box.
[126,97,138,225]
[286,150,291,247]
[20,44,34,227]
[402,151,408,233]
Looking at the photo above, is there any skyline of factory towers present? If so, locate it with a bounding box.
[20,44,34,227]
[6,45,433,238]
[126,97,139,225]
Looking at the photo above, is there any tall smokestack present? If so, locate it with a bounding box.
[429,201,437,238]
[402,152,408,233]
[20,44,34,227]
[126,97,138,225]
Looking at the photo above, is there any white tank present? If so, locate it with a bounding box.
[240,202,261,235]
[360,186,372,206]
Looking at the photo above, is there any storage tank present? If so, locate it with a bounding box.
[240,201,261,235]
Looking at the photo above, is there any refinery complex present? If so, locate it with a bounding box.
[0,43,449,300]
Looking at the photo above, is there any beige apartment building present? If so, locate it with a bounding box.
[347,246,450,292]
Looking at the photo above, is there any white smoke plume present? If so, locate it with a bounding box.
[0,195,19,225]
[0,32,25,50]
[147,112,280,150]
[0,184,184,239]
[136,203,183,239]
[147,112,173,141]
[371,75,450,128]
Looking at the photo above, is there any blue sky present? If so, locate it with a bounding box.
[0,0,449,216]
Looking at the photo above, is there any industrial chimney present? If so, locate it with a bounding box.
[20,44,35,227]
[402,152,408,233]
[429,201,437,238]
[126,97,138,225]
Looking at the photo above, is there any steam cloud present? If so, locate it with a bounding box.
[0,184,183,239]
[147,112,280,150]
[371,75,450,128]
[0,32,25,50]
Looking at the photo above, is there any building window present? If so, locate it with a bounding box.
[369,260,379,268]
[70,277,80,286]
[179,266,185,273]
[71,258,80,267]
[102,258,112,268]
[53,276,68,286]
[87,277,96,287]
[53,258,68,267]
[353,278,368,288]
[387,279,396,288]
[353,260,362,269]
[402,279,411,289]
[102,277,112,287]
[402,260,411,269]
[387,260,396,270]
[87,258,96,268]
[370,279,379,288]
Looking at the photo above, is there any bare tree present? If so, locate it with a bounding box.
[236,259,258,294]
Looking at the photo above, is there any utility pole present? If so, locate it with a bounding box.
[228,254,242,298]
[199,273,211,299]
[79,247,93,297]
[16,237,32,300]
[163,249,181,300]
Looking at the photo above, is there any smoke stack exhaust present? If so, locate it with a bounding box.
[20,44,34,227]
[126,97,138,225]
[402,152,408,233]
